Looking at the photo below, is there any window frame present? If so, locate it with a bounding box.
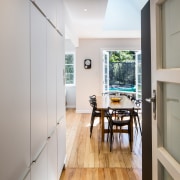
[65,52,76,86]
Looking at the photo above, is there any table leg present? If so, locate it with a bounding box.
[130,112,133,151]
[131,116,134,141]
[101,110,105,142]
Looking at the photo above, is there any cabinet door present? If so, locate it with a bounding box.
[35,0,56,26]
[31,145,48,180]
[48,130,58,180]
[31,4,47,161]
[24,171,30,180]
[57,35,65,123]
[0,1,30,179]
[47,23,57,136]
[57,118,66,177]
[34,0,48,18]
[46,0,57,26]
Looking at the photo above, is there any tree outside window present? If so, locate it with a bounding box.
[108,50,136,88]
[65,54,75,85]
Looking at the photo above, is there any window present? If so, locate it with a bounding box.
[103,50,142,97]
[65,53,75,85]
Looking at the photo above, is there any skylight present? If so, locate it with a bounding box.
[103,0,147,31]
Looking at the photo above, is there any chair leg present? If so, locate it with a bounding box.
[136,115,142,135]
[107,123,110,142]
[133,116,138,132]
[128,125,132,152]
[110,126,113,152]
[90,114,95,138]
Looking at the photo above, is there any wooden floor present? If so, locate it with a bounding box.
[60,108,142,180]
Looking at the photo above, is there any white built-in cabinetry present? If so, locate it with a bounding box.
[47,131,58,180]
[46,22,58,138]
[31,146,48,180]
[31,3,47,164]
[33,0,64,35]
[24,173,31,180]
[0,0,66,179]
[57,117,66,176]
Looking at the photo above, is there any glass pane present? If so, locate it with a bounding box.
[162,82,180,163]
[138,54,141,61]
[162,0,180,68]
[105,67,107,74]
[158,161,173,180]
[65,65,74,73]
[65,54,74,64]
[104,54,107,64]
[105,75,108,84]
[65,73,74,84]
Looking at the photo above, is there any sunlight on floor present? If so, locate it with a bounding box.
[86,118,100,127]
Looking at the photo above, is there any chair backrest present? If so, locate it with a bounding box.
[106,107,133,121]
[126,94,141,106]
[105,107,113,125]
[89,95,98,110]
[89,95,96,101]
[89,99,97,108]
[106,107,117,122]
[134,99,141,106]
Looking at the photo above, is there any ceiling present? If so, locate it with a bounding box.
[64,0,148,39]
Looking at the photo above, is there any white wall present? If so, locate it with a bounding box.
[66,86,76,108]
[76,38,141,113]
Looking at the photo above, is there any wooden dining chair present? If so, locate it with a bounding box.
[106,107,132,152]
[89,95,101,138]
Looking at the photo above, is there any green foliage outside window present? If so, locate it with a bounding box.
[109,50,135,62]
[108,51,136,87]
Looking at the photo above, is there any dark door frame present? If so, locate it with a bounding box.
[141,1,152,180]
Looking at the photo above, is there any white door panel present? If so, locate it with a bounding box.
[151,0,180,179]
[24,172,30,180]
[57,118,66,177]
[56,34,65,122]
[31,145,48,180]
[48,131,58,180]
[34,0,48,19]
[47,23,57,137]
[35,0,57,26]
[31,3,47,162]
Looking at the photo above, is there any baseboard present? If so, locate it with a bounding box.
[76,109,91,113]
[66,105,76,108]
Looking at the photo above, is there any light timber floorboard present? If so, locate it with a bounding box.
[60,108,142,180]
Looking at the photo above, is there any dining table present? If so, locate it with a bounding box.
[96,94,141,142]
